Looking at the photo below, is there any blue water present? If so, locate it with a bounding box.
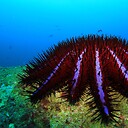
[0,0,128,67]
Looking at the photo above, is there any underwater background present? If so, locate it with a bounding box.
[0,0,128,128]
[0,0,128,67]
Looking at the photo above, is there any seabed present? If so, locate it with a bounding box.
[0,66,128,128]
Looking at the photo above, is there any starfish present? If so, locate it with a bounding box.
[20,35,128,124]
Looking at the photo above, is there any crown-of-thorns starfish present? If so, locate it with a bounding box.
[19,35,128,124]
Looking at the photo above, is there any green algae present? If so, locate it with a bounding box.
[0,66,128,128]
[0,66,50,128]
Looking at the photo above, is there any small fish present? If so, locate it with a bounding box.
[98,29,102,32]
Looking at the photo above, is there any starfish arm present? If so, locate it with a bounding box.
[87,47,119,123]
[20,41,74,85]
[29,52,74,102]
[106,47,128,97]
[70,48,87,102]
